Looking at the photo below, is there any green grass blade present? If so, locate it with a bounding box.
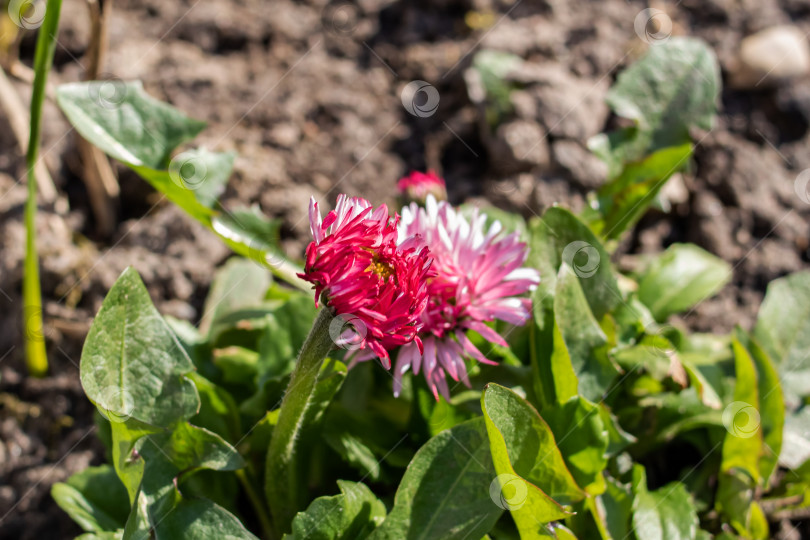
[24,0,64,376]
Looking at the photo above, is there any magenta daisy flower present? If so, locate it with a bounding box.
[393,196,540,399]
[397,170,447,203]
[299,195,434,367]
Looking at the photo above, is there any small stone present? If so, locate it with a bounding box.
[730,26,810,89]
[551,140,608,190]
[489,120,550,174]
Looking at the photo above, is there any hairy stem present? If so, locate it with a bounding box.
[265,308,335,536]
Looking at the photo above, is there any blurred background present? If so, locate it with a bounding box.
[0,0,809,537]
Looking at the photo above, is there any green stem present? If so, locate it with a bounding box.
[236,468,275,540]
[24,0,63,377]
[265,308,335,536]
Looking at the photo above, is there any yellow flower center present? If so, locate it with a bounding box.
[368,259,395,281]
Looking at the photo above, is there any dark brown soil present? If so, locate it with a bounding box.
[1,0,808,538]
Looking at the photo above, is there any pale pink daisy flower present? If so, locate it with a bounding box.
[299,195,434,367]
[397,170,447,203]
[393,195,540,399]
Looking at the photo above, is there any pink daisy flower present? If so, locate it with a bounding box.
[397,170,447,203]
[393,195,540,399]
[299,195,434,367]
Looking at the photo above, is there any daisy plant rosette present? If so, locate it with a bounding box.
[266,194,433,534]
[393,195,540,399]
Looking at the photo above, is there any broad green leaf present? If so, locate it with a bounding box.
[753,271,810,409]
[370,418,502,540]
[530,208,621,320]
[631,466,698,540]
[481,385,583,537]
[52,466,129,533]
[636,244,731,321]
[200,257,271,336]
[720,338,762,482]
[323,428,381,481]
[77,533,123,540]
[744,335,784,488]
[152,497,259,539]
[589,143,693,241]
[287,480,386,540]
[554,266,618,402]
[80,267,199,428]
[715,338,764,535]
[528,209,619,409]
[543,397,609,495]
[188,372,241,443]
[122,422,248,539]
[211,206,293,278]
[601,475,633,540]
[144,422,245,473]
[56,81,305,290]
[592,37,719,175]
[56,81,233,222]
[213,346,260,387]
[598,404,637,457]
[56,81,206,168]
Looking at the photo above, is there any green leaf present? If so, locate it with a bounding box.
[543,397,609,495]
[589,143,693,241]
[744,335,784,488]
[323,428,381,481]
[152,497,259,539]
[601,475,634,540]
[636,244,731,321]
[188,372,241,443]
[80,267,199,428]
[594,37,719,175]
[720,338,762,482]
[121,422,249,539]
[370,418,502,540]
[481,384,583,538]
[631,466,699,540]
[56,81,206,168]
[52,466,129,533]
[553,265,618,402]
[753,271,810,409]
[211,206,292,278]
[288,480,386,540]
[529,209,619,409]
[530,208,621,320]
[200,257,272,337]
[56,81,306,290]
[715,338,764,535]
